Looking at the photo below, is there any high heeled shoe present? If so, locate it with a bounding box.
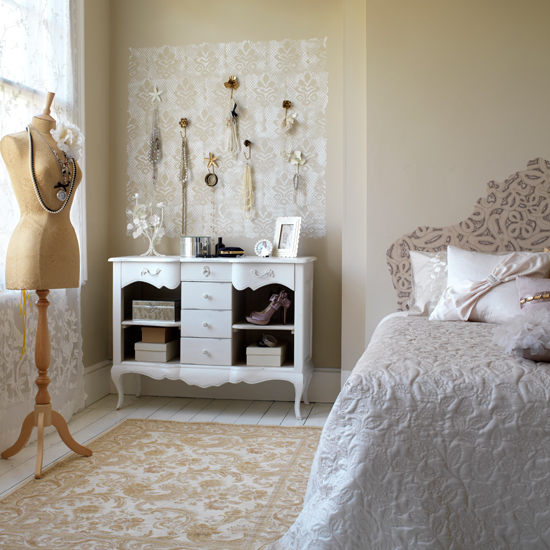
[246,290,291,326]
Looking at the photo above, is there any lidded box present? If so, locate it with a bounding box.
[246,342,287,367]
[135,339,179,363]
[132,300,181,322]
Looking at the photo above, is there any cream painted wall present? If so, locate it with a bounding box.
[80,0,111,368]
[108,0,344,381]
[366,0,550,340]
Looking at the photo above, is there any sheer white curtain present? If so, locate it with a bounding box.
[0,0,86,451]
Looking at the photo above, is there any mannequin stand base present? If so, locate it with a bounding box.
[1,403,92,479]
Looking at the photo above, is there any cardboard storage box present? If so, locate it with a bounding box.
[132,300,181,322]
[246,342,287,367]
[134,339,179,362]
[141,326,178,344]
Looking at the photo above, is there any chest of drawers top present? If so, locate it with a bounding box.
[110,256,316,291]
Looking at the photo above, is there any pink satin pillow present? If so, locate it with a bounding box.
[516,276,550,314]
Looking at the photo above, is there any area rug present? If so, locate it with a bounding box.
[0,419,322,549]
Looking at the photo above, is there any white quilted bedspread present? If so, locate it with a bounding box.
[269,316,550,550]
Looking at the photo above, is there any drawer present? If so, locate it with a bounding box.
[232,262,294,291]
[181,262,232,282]
[180,337,232,366]
[180,310,232,338]
[181,282,232,310]
[121,262,180,289]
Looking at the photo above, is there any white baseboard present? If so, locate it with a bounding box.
[108,367,341,403]
[84,360,112,407]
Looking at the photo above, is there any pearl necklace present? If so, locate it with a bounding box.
[28,124,73,201]
[27,127,76,214]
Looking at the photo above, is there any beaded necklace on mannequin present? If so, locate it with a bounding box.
[26,126,77,214]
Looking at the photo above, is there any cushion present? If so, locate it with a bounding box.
[429,246,550,324]
[408,250,448,316]
[516,275,550,314]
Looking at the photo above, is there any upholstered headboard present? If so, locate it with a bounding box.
[386,158,550,311]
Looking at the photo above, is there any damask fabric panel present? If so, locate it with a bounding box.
[127,39,328,239]
[269,316,550,550]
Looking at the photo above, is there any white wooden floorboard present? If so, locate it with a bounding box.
[148,398,194,421]
[234,400,273,425]
[257,401,293,426]
[191,400,232,423]
[304,403,333,427]
[211,400,253,424]
[281,403,314,427]
[169,399,213,422]
[125,396,173,419]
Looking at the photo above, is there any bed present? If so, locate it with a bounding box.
[269,158,550,550]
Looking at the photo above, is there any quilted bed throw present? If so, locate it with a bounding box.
[270,316,550,550]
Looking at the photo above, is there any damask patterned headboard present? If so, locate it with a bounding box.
[386,158,550,311]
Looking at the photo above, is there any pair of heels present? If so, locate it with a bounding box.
[246,290,291,326]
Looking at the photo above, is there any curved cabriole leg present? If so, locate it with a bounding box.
[52,411,92,457]
[1,412,34,459]
[294,378,304,420]
[135,373,142,398]
[111,368,125,410]
[303,372,312,406]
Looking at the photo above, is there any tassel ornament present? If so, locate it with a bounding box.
[240,164,253,219]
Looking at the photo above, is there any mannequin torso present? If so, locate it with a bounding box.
[1,117,81,290]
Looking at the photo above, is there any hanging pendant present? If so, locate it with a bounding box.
[57,189,67,201]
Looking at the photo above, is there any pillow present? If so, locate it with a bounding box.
[408,250,448,316]
[429,246,550,324]
[516,276,550,314]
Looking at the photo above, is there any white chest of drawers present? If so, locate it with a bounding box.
[109,256,316,419]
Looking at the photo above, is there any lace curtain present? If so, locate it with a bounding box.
[0,0,85,451]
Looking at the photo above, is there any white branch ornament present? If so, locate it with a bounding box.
[126,193,166,257]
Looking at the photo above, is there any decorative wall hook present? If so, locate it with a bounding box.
[282,100,292,119]
[224,76,240,99]
[243,140,251,160]
[278,100,296,135]
[179,117,188,138]
[204,152,219,187]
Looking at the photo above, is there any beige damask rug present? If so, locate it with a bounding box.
[0,419,322,549]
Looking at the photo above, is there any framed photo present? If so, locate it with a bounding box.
[254,239,273,257]
[273,217,301,258]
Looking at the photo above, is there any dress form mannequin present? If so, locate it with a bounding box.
[2,91,81,290]
[0,92,91,478]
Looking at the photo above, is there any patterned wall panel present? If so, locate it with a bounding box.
[387,158,550,311]
[127,39,328,240]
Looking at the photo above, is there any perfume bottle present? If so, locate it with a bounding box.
[215,237,225,256]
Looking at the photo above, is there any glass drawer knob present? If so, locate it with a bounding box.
[203,294,209,299]
[203,322,209,327]
[203,349,208,355]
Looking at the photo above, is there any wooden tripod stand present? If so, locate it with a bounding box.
[1,290,92,478]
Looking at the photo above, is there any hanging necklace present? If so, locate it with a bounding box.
[28,124,74,201]
[179,118,189,234]
[26,127,77,214]
[240,140,253,219]
[148,86,163,186]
